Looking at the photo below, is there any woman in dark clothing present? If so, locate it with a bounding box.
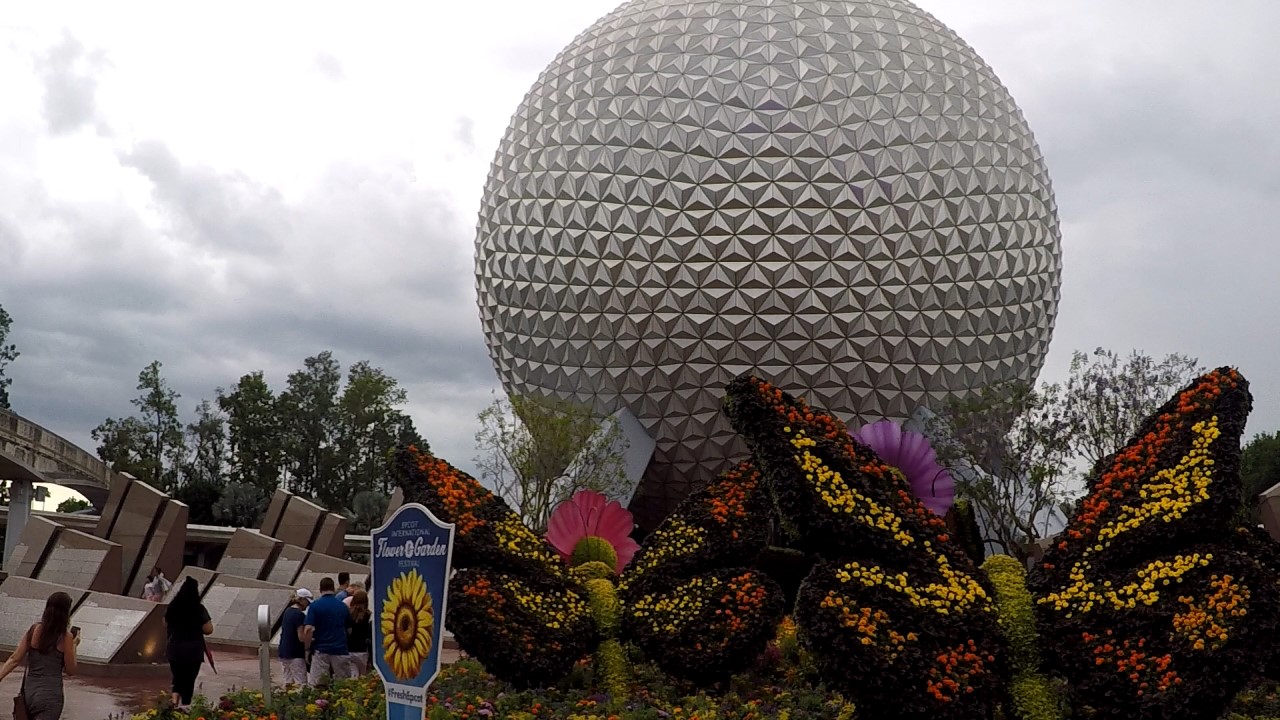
[0,591,80,719]
[346,589,373,676]
[164,577,214,708]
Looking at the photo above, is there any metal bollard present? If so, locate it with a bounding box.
[257,604,273,703]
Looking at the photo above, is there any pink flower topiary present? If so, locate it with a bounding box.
[545,489,640,575]
[852,420,955,516]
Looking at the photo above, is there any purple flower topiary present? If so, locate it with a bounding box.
[852,420,955,516]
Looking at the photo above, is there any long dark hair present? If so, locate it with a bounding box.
[350,589,371,623]
[37,592,72,653]
[165,577,202,625]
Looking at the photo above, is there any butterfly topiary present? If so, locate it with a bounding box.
[389,448,784,692]
[392,366,1280,720]
[1028,367,1280,719]
[723,375,1007,719]
[723,367,1280,720]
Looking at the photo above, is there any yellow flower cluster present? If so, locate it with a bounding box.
[618,517,706,592]
[1039,553,1212,615]
[1089,418,1220,554]
[584,577,622,636]
[629,575,715,635]
[819,592,916,660]
[788,430,913,547]
[493,516,563,574]
[502,575,589,630]
[1172,573,1249,652]
[833,553,991,616]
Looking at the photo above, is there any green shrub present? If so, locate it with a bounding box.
[983,554,1061,720]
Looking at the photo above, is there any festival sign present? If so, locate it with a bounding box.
[372,503,455,720]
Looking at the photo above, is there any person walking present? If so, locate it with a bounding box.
[143,566,172,602]
[279,588,312,686]
[346,589,373,676]
[164,577,214,708]
[0,591,79,720]
[342,582,365,608]
[335,572,352,602]
[302,577,349,686]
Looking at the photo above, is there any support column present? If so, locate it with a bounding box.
[3,478,33,572]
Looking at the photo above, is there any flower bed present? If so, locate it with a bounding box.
[117,658,1280,720]
[124,654,860,720]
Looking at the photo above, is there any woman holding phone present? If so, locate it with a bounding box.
[0,591,79,719]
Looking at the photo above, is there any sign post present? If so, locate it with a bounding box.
[372,503,455,720]
[256,604,273,704]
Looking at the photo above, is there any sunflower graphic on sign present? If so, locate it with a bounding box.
[381,568,434,681]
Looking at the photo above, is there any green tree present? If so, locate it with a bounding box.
[134,361,184,488]
[351,489,391,534]
[181,399,227,487]
[91,415,151,479]
[172,479,222,525]
[278,351,342,502]
[1242,432,1280,512]
[93,361,184,489]
[212,481,268,527]
[930,381,1075,564]
[1064,348,1202,472]
[217,371,282,496]
[55,497,90,513]
[474,394,629,533]
[334,360,419,502]
[0,302,18,409]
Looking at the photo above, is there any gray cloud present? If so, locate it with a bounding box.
[454,117,475,154]
[3,135,494,475]
[312,51,345,81]
[34,30,108,135]
[942,0,1280,437]
[118,140,290,257]
[5,0,1280,496]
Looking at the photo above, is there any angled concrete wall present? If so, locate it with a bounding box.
[202,574,295,649]
[73,592,166,664]
[7,516,62,580]
[264,544,310,587]
[37,527,123,593]
[259,489,348,556]
[94,477,188,597]
[0,577,89,650]
[216,529,282,581]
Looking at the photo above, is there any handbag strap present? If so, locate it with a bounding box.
[19,625,34,693]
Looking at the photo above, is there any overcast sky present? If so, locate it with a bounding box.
[2,1,1278,507]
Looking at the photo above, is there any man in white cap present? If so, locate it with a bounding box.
[279,588,313,686]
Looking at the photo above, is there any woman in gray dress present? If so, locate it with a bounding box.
[0,591,80,719]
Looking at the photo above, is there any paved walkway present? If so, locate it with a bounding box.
[0,650,461,719]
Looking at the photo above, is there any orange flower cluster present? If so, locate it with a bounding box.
[461,575,507,621]
[748,376,955,549]
[1081,630,1180,694]
[1060,368,1241,554]
[925,640,994,704]
[716,573,772,634]
[705,463,759,529]
[1172,574,1248,651]
[414,449,491,535]
[753,379,849,446]
[818,593,915,661]
[895,488,950,535]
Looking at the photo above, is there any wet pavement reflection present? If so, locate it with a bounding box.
[0,650,460,719]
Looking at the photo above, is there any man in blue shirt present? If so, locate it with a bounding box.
[279,588,312,686]
[335,572,351,602]
[302,577,349,686]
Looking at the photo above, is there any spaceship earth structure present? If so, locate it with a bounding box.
[475,0,1062,525]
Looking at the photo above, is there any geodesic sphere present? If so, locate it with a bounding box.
[475,0,1062,525]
